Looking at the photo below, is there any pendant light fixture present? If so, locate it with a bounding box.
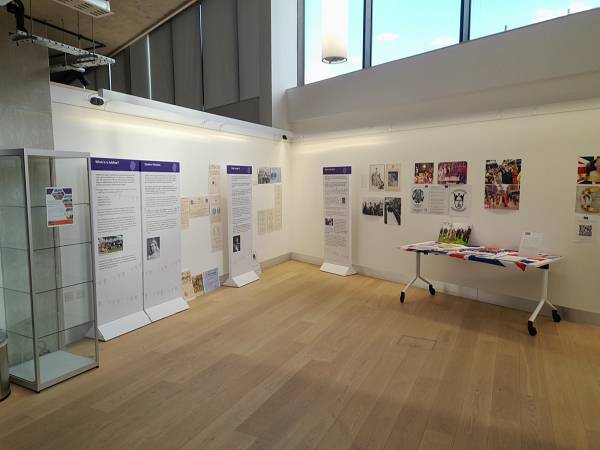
[321,0,348,64]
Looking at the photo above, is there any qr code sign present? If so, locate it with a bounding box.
[579,224,593,237]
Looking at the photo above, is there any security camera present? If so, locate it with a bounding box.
[89,95,105,106]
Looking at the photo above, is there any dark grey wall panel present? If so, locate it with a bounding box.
[130,37,150,99]
[202,0,239,109]
[150,22,175,104]
[96,66,110,91]
[172,3,204,110]
[237,0,260,100]
[205,97,260,124]
[111,48,131,94]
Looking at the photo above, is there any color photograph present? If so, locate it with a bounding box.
[369,164,385,191]
[438,161,467,184]
[485,159,521,185]
[577,156,600,184]
[385,163,400,191]
[98,235,124,254]
[485,183,520,209]
[414,162,434,184]
[575,185,600,214]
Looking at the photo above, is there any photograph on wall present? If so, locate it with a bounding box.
[369,164,385,191]
[449,185,471,217]
[189,196,210,218]
[362,197,384,216]
[438,222,472,245]
[577,156,600,184]
[575,185,600,214]
[271,167,282,183]
[209,195,221,223]
[485,159,521,185]
[192,274,204,294]
[438,161,467,184]
[180,198,190,230]
[414,162,434,184]
[484,184,520,209]
[146,237,161,260]
[384,197,401,225]
[98,235,124,255]
[258,167,272,184]
[233,235,241,253]
[385,163,400,191]
[46,187,74,227]
[181,270,194,301]
[410,185,429,213]
[208,164,221,195]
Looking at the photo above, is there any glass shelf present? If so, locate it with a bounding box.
[0,149,98,392]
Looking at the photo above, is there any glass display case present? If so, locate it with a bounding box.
[0,149,98,392]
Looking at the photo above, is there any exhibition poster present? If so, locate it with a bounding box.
[192,274,204,294]
[189,196,210,218]
[438,161,467,184]
[322,166,355,275]
[369,164,385,191]
[449,185,471,217]
[410,185,429,213]
[180,197,190,230]
[414,162,434,184]
[438,222,473,245]
[140,160,189,320]
[203,268,220,293]
[410,184,448,214]
[181,270,194,300]
[484,159,521,210]
[208,164,221,196]
[385,163,400,191]
[577,156,600,184]
[45,187,74,227]
[209,195,223,251]
[91,158,149,340]
[258,183,283,235]
[224,165,259,287]
[384,197,401,225]
[258,167,282,184]
[575,186,600,214]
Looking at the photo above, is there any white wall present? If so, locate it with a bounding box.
[290,99,600,315]
[287,8,600,134]
[51,85,291,279]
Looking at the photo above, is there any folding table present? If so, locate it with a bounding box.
[399,241,563,336]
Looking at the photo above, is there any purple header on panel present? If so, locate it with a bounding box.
[227,165,252,175]
[323,166,352,175]
[91,157,140,172]
[140,160,180,173]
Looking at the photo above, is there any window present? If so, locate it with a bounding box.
[470,0,600,40]
[371,0,461,66]
[304,0,364,84]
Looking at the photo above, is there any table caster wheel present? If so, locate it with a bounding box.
[552,310,561,323]
[429,285,436,295]
[528,321,537,336]
[400,292,405,303]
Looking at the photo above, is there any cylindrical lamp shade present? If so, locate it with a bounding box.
[321,0,348,64]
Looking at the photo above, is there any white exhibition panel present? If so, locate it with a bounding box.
[91,158,149,340]
[140,160,188,319]
[224,165,260,287]
[321,166,355,276]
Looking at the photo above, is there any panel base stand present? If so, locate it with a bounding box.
[97,311,151,341]
[320,262,357,277]
[145,297,189,322]
[224,271,260,288]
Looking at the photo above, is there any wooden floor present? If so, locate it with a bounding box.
[1,260,600,450]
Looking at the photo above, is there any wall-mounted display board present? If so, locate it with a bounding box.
[91,158,188,341]
[321,167,356,276]
[91,158,150,341]
[224,165,260,287]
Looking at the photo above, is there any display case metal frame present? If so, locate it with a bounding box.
[0,148,99,392]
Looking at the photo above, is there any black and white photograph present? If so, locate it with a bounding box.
[369,164,385,191]
[324,217,334,227]
[384,197,401,225]
[362,197,384,216]
[233,235,241,253]
[258,167,272,184]
[146,237,161,260]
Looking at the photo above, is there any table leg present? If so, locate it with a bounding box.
[400,252,436,303]
[527,267,560,336]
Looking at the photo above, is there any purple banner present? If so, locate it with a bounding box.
[140,160,180,173]
[323,166,352,175]
[227,165,252,175]
[91,157,140,172]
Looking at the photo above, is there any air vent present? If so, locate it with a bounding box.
[52,0,112,18]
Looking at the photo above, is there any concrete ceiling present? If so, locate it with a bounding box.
[20,0,196,55]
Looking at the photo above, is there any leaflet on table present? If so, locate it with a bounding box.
[140,160,186,318]
[91,158,146,336]
[323,167,352,267]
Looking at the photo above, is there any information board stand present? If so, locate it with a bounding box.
[321,166,356,276]
[224,165,260,287]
